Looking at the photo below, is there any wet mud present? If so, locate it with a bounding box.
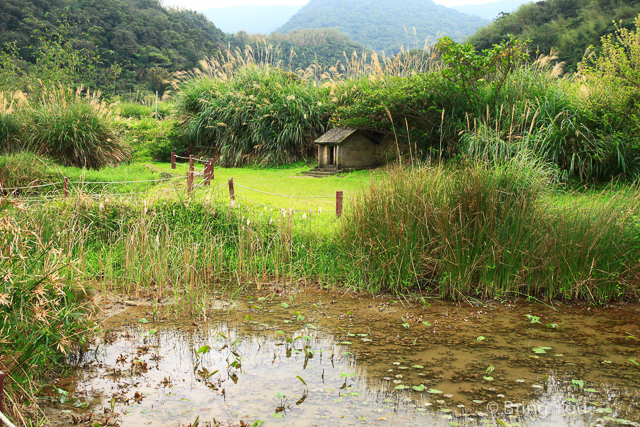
[43,290,640,427]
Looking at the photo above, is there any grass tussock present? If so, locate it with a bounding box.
[21,86,130,170]
[342,158,640,301]
[178,65,331,166]
[0,200,94,423]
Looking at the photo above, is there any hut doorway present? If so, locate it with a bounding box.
[328,146,335,166]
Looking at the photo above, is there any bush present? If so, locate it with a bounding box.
[117,101,173,120]
[341,158,640,300]
[21,86,131,170]
[177,65,333,166]
[0,152,62,190]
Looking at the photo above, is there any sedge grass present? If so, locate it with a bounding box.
[341,158,640,301]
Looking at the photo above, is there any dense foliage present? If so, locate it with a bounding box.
[0,0,226,93]
[469,0,640,72]
[276,0,488,55]
[178,66,332,166]
[227,29,372,72]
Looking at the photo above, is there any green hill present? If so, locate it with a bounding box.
[468,0,640,71]
[226,29,372,71]
[275,0,488,55]
[0,0,226,90]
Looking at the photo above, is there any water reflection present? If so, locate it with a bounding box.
[69,293,640,426]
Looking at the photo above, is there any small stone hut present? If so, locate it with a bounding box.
[313,128,380,172]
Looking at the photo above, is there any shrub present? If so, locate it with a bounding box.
[21,86,131,170]
[177,65,333,166]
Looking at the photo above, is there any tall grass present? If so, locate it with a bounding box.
[11,194,345,301]
[21,86,130,170]
[178,66,332,166]
[7,162,640,305]
[457,56,640,181]
[0,199,94,424]
[341,158,640,300]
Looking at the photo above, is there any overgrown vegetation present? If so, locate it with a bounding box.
[178,64,332,166]
[5,4,640,421]
[343,160,640,300]
[468,0,640,72]
[0,200,94,424]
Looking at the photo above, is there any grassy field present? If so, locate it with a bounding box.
[6,159,374,211]
[151,161,374,211]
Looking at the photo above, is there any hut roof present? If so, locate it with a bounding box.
[314,128,380,145]
[314,128,358,145]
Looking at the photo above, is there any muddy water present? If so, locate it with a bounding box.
[59,291,640,427]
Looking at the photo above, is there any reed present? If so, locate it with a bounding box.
[341,158,640,300]
[0,199,94,423]
[20,86,130,170]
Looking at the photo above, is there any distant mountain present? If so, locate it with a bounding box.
[275,0,488,55]
[201,5,303,34]
[452,0,532,20]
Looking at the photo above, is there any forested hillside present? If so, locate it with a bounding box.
[276,0,488,54]
[0,0,226,92]
[452,0,531,20]
[227,29,371,71]
[468,0,640,71]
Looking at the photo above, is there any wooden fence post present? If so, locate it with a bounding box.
[209,158,215,184]
[63,177,68,199]
[0,370,4,427]
[228,178,235,207]
[336,191,343,217]
[171,152,176,170]
[204,158,214,187]
[187,155,194,195]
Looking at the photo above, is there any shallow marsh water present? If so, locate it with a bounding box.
[54,290,640,427]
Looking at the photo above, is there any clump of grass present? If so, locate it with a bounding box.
[341,157,640,301]
[0,91,26,152]
[21,86,131,170]
[0,151,62,191]
[0,199,94,424]
[177,65,332,166]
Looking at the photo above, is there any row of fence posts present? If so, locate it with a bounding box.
[56,153,343,217]
[170,153,344,217]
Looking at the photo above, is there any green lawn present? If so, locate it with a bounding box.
[10,160,375,210]
[147,161,375,211]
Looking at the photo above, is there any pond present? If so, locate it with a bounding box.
[51,290,640,427]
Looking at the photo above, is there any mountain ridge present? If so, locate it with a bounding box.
[275,0,488,54]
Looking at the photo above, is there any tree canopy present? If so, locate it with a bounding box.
[468,0,640,71]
